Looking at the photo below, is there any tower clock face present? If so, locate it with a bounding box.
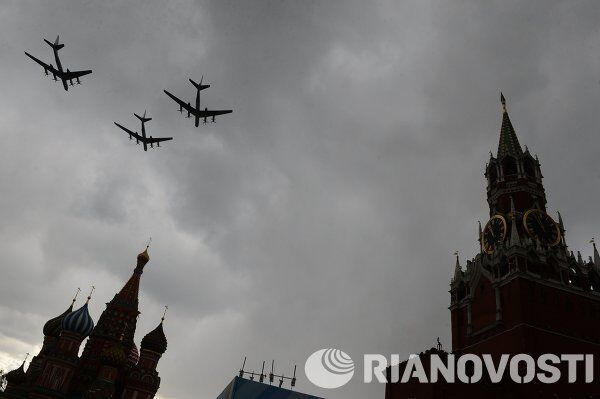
[522,209,561,246]
[482,215,507,254]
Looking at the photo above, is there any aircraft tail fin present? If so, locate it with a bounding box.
[134,111,152,123]
[44,36,64,50]
[189,78,210,91]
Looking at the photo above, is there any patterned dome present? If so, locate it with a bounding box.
[43,305,73,337]
[127,343,140,367]
[140,322,167,354]
[5,362,26,385]
[61,303,95,337]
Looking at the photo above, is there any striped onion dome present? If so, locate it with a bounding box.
[126,343,139,367]
[61,303,95,337]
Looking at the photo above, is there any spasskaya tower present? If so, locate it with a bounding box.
[387,94,600,399]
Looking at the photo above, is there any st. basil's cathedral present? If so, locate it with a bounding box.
[1,247,168,399]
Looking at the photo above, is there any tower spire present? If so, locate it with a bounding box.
[453,251,462,281]
[592,238,600,268]
[497,92,523,159]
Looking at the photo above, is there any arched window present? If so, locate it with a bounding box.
[502,156,517,176]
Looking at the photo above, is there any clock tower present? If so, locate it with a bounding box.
[447,94,600,396]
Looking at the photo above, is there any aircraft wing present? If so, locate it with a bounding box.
[63,69,93,80]
[24,52,59,75]
[147,136,173,144]
[114,122,144,142]
[163,90,195,114]
[194,109,233,117]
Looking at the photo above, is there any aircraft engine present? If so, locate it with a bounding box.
[44,69,48,75]
[157,142,160,148]
[212,116,215,123]
[76,78,81,84]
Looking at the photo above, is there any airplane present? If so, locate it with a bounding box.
[114,111,172,151]
[24,36,92,91]
[163,76,232,127]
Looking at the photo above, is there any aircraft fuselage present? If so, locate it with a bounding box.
[51,48,69,91]
[141,122,148,151]
[194,87,201,127]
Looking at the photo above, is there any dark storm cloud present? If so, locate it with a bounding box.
[1,1,599,398]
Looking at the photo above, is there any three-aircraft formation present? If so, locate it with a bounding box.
[25,36,232,151]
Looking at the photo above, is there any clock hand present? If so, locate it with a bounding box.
[537,215,548,238]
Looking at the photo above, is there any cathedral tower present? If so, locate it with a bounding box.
[72,248,150,394]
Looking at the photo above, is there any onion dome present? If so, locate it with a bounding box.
[43,305,73,337]
[101,341,127,368]
[5,361,26,385]
[61,303,95,337]
[140,321,167,354]
[127,343,140,367]
[43,289,81,337]
[136,246,150,271]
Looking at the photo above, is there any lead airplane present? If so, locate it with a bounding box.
[164,76,232,127]
[24,36,92,91]
[114,111,172,152]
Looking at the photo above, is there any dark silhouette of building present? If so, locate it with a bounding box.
[1,248,168,399]
[386,95,600,398]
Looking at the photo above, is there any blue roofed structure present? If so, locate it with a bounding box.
[216,376,323,399]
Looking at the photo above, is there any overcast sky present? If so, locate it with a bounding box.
[0,1,599,398]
